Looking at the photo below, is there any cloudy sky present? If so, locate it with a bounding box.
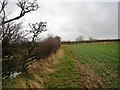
[6,0,118,41]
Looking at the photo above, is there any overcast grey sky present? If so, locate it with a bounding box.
[7,0,118,41]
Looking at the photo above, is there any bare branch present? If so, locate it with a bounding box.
[0,0,8,14]
[0,0,39,25]
[28,22,47,42]
[2,22,22,44]
[26,22,47,56]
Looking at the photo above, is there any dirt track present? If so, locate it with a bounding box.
[70,50,107,88]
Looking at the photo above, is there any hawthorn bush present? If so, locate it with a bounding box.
[32,36,61,60]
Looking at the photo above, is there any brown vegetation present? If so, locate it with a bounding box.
[2,36,61,78]
[28,49,63,74]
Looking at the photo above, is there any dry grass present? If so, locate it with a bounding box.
[28,49,63,74]
[25,49,63,88]
[3,49,64,88]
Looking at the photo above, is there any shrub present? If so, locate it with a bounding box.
[32,36,61,60]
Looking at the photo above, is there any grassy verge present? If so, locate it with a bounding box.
[2,46,81,88]
[44,45,80,88]
[2,73,36,88]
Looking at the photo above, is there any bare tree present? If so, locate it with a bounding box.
[21,22,47,72]
[2,22,22,43]
[27,22,47,55]
[1,0,39,75]
[76,35,84,41]
[0,0,39,25]
[89,36,95,41]
[1,0,39,55]
[55,36,61,42]
[2,22,47,73]
[2,22,23,56]
[0,0,39,54]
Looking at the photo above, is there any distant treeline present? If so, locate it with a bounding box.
[62,39,120,44]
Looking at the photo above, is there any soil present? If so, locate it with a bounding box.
[70,50,107,89]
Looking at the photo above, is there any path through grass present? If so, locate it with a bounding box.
[44,46,81,88]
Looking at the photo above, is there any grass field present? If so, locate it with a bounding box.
[2,42,119,88]
[68,42,118,88]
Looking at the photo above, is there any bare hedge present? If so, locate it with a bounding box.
[2,36,61,77]
[32,37,61,60]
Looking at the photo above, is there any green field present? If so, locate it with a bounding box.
[3,42,119,88]
[68,42,118,88]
